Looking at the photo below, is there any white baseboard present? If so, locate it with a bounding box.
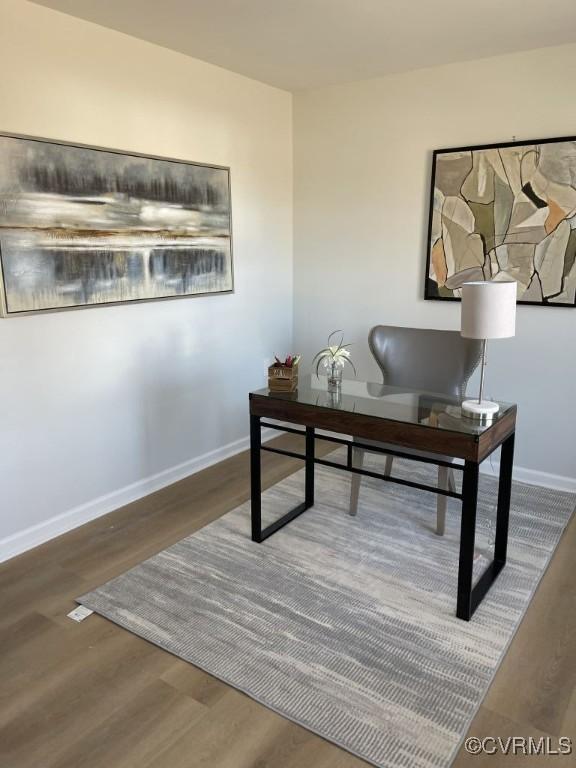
[0,428,277,565]
[479,461,576,493]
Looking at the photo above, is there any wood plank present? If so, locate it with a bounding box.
[52,679,206,768]
[0,630,176,768]
[0,611,115,709]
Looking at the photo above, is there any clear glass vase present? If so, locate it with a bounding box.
[321,357,344,393]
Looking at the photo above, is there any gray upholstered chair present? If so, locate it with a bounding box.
[349,325,482,535]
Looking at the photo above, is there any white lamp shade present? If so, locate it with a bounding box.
[461,281,517,339]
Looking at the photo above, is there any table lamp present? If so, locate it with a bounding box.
[460,280,517,421]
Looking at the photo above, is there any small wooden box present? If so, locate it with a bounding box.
[268,361,299,392]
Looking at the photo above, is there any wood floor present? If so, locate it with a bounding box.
[1,433,574,768]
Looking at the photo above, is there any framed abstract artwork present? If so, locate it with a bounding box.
[0,133,233,316]
[425,136,576,306]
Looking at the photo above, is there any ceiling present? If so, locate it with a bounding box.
[32,0,576,91]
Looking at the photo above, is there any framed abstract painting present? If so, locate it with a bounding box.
[425,136,576,306]
[0,133,233,316]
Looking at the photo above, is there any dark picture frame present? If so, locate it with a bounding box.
[0,132,234,316]
[424,135,576,307]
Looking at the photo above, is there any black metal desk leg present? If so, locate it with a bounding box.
[305,427,315,508]
[457,461,479,621]
[251,421,314,542]
[250,414,262,542]
[495,431,515,565]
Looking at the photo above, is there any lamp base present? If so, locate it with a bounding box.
[461,399,500,422]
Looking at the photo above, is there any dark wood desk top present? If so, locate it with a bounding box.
[250,376,516,463]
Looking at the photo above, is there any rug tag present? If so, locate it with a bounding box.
[67,605,94,622]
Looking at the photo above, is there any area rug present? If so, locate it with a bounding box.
[78,451,575,768]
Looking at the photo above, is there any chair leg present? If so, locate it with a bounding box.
[349,447,365,516]
[436,465,449,536]
[448,467,456,493]
[384,455,393,476]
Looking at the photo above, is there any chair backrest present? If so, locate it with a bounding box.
[369,325,482,399]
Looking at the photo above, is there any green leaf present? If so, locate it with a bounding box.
[311,348,331,365]
[315,354,329,377]
[327,329,343,346]
[346,357,357,375]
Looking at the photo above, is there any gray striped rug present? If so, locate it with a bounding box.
[79,450,575,767]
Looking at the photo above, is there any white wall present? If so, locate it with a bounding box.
[0,0,293,559]
[294,44,576,482]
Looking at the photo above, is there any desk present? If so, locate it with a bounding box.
[249,377,516,621]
